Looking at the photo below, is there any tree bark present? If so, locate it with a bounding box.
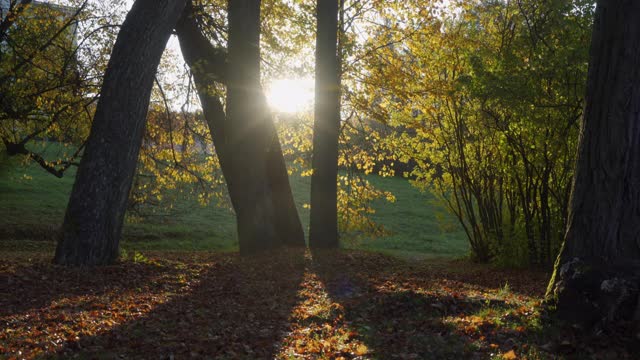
[224,0,304,254]
[175,3,304,250]
[309,0,341,249]
[547,0,640,328]
[54,0,186,265]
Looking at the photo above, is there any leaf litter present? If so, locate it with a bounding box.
[0,250,636,359]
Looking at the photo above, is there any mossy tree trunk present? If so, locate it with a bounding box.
[547,0,640,329]
[54,0,186,265]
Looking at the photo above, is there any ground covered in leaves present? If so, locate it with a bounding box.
[1,250,636,359]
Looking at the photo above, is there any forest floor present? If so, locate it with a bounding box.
[1,249,636,359]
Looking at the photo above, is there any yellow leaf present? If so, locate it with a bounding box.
[354,344,368,356]
[306,339,322,353]
[502,350,517,359]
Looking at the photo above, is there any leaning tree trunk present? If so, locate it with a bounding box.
[309,0,341,249]
[175,3,304,248]
[225,0,290,254]
[547,0,640,329]
[54,0,186,265]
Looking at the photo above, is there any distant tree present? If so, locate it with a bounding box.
[309,0,341,249]
[0,0,93,177]
[175,0,304,253]
[54,0,186,265]
[0,1,33,44]
[547,0,640,327]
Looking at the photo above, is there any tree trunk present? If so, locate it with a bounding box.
[175,3,304,249]
[54,0,186,265]
[547,0,640,328]
[309,0,341,249]
[266,135,306,247]
[225,0,300,254]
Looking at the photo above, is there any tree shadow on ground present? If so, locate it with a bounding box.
[0,257,186,318]
[410,259,550,297]
[50,250,306,359]
[4,249,636,359]
[309,250,511,358]
[310,250,635,359]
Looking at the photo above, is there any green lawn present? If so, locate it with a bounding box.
[357,175,469,259]
[0,149,468,258]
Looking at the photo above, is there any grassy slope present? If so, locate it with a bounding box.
[0,155,238,253]
[357,175,469,259]
[0,152,468,258]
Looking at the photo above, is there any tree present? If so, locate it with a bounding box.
[224,0,308,254]
[547,0,640,327]
[54,0,186,265]
[175,1,304,253]
[0,0,33,45]
[0,1,97,177]
[346,0,591,266]
[309,0,341,249]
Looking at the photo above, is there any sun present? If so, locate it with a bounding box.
[266,78,314,114]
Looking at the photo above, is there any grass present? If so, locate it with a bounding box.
[0,152,237,253]
[356,174,469,259]
[0,146,468,259]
